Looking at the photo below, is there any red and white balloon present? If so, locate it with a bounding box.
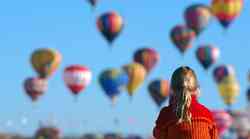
[63,65,92,96]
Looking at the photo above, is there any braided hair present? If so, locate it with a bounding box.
[170,66,199,123]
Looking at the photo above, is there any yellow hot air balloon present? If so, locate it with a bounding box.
[123,63,146,97]
[211,0,243,29]
[31,48,62,78]
[218,75,240,106]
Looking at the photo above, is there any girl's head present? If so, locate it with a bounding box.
[170,66,199,123]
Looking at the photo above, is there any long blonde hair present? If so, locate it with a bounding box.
[171,66,198,123]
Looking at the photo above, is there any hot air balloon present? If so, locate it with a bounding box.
[87,0,98,8]
[99,69,129,104]
[218,76,240,106]
[184,4,212,35]
[133,48,160,73]
[97,11,124,45]
[196,45,220,70]
[212,110,233,136]
[247,87,250,102]
[213,65,235,83]
[123,63,146,97]
[170,25,196,54]
[211,0,243,29]
[63,65,92,98]
[23,77,48,102]
[148,79,170,107]
[31,48,62,79]
[213,65,240,106]
[233,111,250,137]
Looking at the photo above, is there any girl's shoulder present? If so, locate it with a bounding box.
[190,102,214,122]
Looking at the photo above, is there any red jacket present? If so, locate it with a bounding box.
[153,96,218,139]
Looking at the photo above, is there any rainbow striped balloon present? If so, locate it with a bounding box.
[211,0,243,28]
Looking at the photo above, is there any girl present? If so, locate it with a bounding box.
[153,66,218,139]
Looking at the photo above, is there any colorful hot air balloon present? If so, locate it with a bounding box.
[196,45,220,70]
[87,0,98,8]
[133,48,160,73]
[99,69,129,104]
[213,65,240,106]
[212,110,233,136]
[170,25,196,54]
[184,4,212,35]
[123,63,146,97]
[211,0,243,29]
[63,65,92,97]
[218,76,240,106]
[31,48,62,79]
[24,77,48,102]
[148,79,170,107]
[97,11,124,45]
[213,65,235,83]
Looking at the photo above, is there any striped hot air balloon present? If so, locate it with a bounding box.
[134,48,160,73]
[196,45,220,70]
[97,11,124,45]
[170,25,196,54]
[184,4,212,35]
[211,0,243,29]
[31,48,62,79]
[123,63,146,97]
[63,65,92,98]
[148,79,170,107]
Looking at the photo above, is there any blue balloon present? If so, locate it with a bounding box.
[99,69,129,103]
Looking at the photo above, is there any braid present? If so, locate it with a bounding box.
[175,86,192,123]
[171,66,198,124]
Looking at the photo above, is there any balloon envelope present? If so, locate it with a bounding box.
[184,4,212,35]
[63,65,92,96]
[99,68,129,103]
[123,63,146,96]
[212,110,233,136]
[31,48,62,79]
[211,0,243,28]
[97,11,124,44]
[87,0,97,8]
[148,79,170,107]
[218,75,240,106]
[247,87,250,102]
[196,45,220,70]
[213,65,235,83]
[134,48,160,73]
[170,25,196,54]
[24,77,48,102]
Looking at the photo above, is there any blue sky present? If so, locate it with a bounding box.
[0,0,249,136]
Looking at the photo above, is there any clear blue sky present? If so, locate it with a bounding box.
[0,0,249,136]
